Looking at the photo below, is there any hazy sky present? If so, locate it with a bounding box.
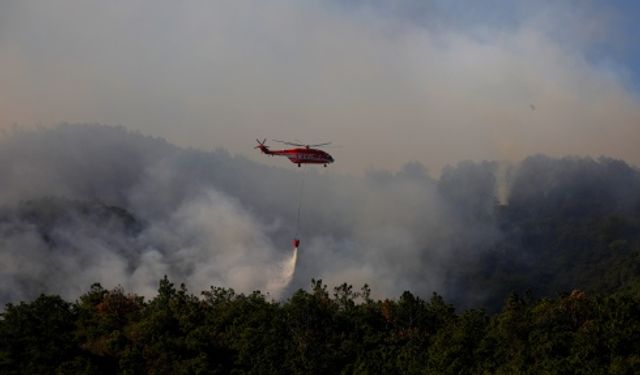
[1,0,639,174]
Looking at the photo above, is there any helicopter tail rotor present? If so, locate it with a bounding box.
[255,139,272,155]
[255,138,268,149]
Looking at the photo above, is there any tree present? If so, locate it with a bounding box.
[0,295,77,374]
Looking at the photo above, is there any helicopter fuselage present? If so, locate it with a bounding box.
[257,145,334,167]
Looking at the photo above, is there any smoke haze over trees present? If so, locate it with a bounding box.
[2,124,640,310]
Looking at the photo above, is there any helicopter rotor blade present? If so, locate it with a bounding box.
[273,139,305,147]
[308,142,332,148]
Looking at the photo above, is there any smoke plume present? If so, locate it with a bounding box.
[0,124,485,304]
[1,124,639,308]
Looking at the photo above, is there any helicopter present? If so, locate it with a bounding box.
[255,139,334,167]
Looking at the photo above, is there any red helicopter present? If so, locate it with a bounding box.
[255,139,334,167]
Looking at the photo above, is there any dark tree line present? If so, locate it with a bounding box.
[2,278,640,374]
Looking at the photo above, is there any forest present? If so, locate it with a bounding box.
[2,278,640,374]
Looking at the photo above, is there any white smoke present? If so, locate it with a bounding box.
[1,1,639,173]
[0,124,526,305]
[0,125,307,302]
[130,188,286,297]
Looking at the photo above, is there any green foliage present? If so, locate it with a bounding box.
[74,283,145,374]
[0,294,78,374]
[3,279,640,373]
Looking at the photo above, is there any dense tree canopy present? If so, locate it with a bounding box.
[2,279,640,374]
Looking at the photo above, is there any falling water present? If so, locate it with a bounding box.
[266,246,298,299]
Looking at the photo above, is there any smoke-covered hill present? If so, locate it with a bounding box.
[1,124,640,310]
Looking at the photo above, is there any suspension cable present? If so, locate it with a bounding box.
[294,172,305,239]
